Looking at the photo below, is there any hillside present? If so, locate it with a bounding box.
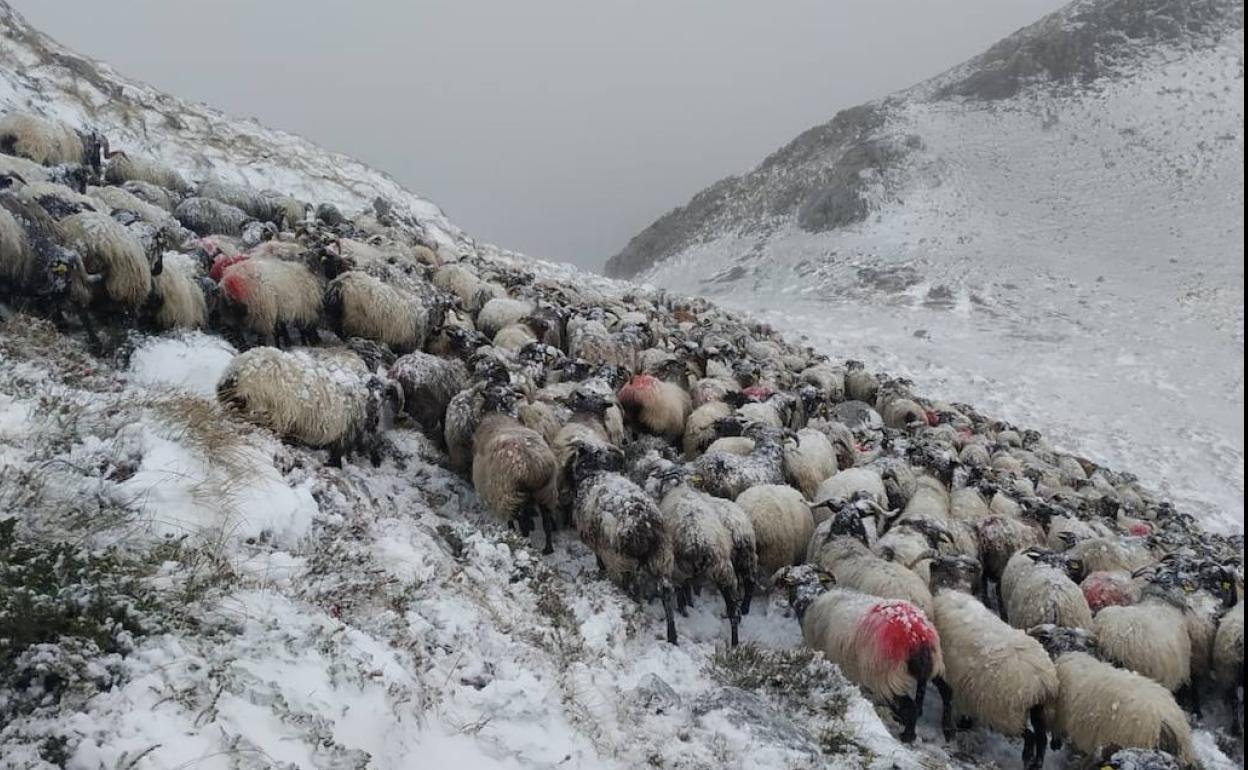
[608,0,1245,530]
[1,1,1244,769]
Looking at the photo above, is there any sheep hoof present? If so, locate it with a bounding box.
[942,728,955,743]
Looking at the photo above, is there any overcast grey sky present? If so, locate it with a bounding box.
[20,1,1063,269]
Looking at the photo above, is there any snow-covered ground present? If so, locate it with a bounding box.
[643,28,1245,534]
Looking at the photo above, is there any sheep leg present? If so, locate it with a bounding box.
[659,583,678,645]
[76,307,103,354]
[1024,705,1047,770]
[895,695,918,743]
[276,322,292,349]
[934,676,954,742]
[595,554,606,574]
[676,585,689,617]
[538,506,556,555]
[1177,681,1203,719]
[300,324,321,345]
[993,579,1005,617]
[327,446,345,468]
[739,576,755,616]
[720,586,741,647]
[1226,685,1242,736]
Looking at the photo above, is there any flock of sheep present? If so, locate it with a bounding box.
[1,109,1243,770]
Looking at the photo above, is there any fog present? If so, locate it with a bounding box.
[20,0,1064,268]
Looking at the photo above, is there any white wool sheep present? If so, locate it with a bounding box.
[518,399,564,446]
[0,152,51,182]
[799,362,845,401]
[806,417,859,469]
[86,185,175,227]
[775,565,943,744]
[929,557,1059,770]
[735,484,813,577]
[1081,570,1142,613]
[1213,601,1243,733]
[104,151,190,193]
[569,319,634,370]
[813,468,888,520]
[682,400,733,459]
[15,180,98,219]
[568,442,677,643]
[1064,536,1156,574]
[219,257,322,345]
[121,180,180,212]
[0,112,99,168]
[148,252,207,329]
[617,374,690,437]
[57,211,152,308]
[175,196,252,238]
[703,436,754,455]
[807,506,934,615]
[388,351,468,439]
[844,365,879,403]
[782,428,838,499]
[432,263,502,312]
[492,321,538,352]
[324,270,428,353]
[659,483,757,646]
[976,514,1045,587]
[217,346,396,465]
[197,179,278,221]
[1000,549,1093,630]
[1029,626,1194,765]
[444,383,490,473]
[881,397,929,429]
[690,376,740,408]
[472,405,559,553]
[476,297,534,339]
[1092,592,1193,692]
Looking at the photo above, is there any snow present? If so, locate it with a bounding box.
[129,332,237,397]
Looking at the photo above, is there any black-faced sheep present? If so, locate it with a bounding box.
[387,351,469,441]
[1000,547,1093,630]
[323,270,430,354]
[216,346,401,466]
[617,373,691,438]
[471,385,560,553]
[0,112,105,174]
[568,442,678,644]
[774,565,943,743]
[689,422,789,500]
[104,150,190,193]
[928,555,1059,770]
[807,501,935,615]
[1213,599,1243,735]
[658,479,757,645]
[734,484,813,579]
[218,254,323,347]
[1029,625,1194,765]
[175,196,253,238]
[57,211,158,311]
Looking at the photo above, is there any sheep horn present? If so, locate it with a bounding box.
[905,549,939,569]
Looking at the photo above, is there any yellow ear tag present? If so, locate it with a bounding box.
[52,263,67,274]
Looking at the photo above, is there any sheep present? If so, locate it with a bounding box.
[86,185,175,227]
[1028,626,1195,765]
[1213,600,1243,735]
[799,362,845,402]
[104,151,190,193]
[782,427,838,499]
[471,385,559,553]
[928,555,1059,770]
[476,297,534,339]
[388,351,469,440]
[567,442,678,644]
[218,256,323,347]
[806,501,935,615]
[432,263,502,313]
[1000,548,1093,630]
[323,270,428,354]
[175,197,252,237]
[976,513,1045,597]
[689,422,788,500]
[806,417,859,469]
[658,480,757,645]
[683,400,734,459]
[774,565,942,743]
[217,346,401,465]
[197,179,279,222]
[57,211,156,309]
[1092,578,1194,694]
[812,468,888,522]
[1081,570,1141,613]
[0,194,96,333]
[146,252,207,330]
[844,362,879,403]
[1097,748,1185,770]
[734,484,813,578]
[121,180,181,212]
[1063,535,1156,574]
[0,112,104,173]
[14,179,98,220]
[617,373,691,438]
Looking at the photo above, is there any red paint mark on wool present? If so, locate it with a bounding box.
[618,374,658,403]
[862,601,938,663]
[1128,522,1152,536]
[1083,571,1137,612]
[221,271,253,302]
[210,254,249,281]
[742,385,773,402]
[925,409,940,426]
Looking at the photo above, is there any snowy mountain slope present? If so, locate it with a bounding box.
[0,2,1243,769]
[611,0,1245,530]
